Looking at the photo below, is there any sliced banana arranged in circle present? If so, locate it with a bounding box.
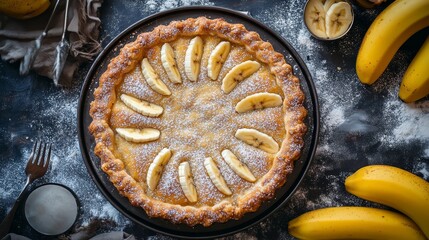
[235,128,279,154]
[204,157,232,195]
[184,36,204,81]
[120,94,163,117]
[161,43,182,83]
[147,148,172,191]
[116,127,160,143]
[207,41,231,81]
[179,162,198,203]
[221,60,261,93]
[141,58,171,96]
[325,2,353,39]
[304,0,327,39]
[235,92,283,113]
[221,149,256,182]
[118,36,285,202]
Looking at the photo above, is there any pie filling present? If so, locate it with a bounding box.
[90,17,307,226]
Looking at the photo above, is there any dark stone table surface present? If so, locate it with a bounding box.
[1,0,428,239]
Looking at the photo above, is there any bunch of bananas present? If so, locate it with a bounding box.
[0,0,50,20]
[356,0,429,102]
[288,165,429,239]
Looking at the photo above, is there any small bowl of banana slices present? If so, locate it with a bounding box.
[304,0,354,40]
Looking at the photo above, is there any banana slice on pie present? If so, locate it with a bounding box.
[185,36,204,81]
[235,128,279,154]
[161,43,182,83]
[221,60,261,93]
[179,162,198,203]
[116,128,160,143]
[147,148,172,190]
[235,92,282,113]
[120,94,163,117]
[221,149,256,183]
[204,157,232,195]
[207,41,231,80]
[141,58,171,96]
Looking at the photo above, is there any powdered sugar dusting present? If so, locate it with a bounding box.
[88,203,124,225]
[0,85,130,232]
[414,162,429,180]
[325,106,345,130]
[145,0,214,11]
[387,101,429,143]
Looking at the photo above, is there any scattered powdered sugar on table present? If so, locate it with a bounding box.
[148,0,214,11]
[387,101,429,143]
[325,106,345,131]
[88,202,125,224]
[45,90,129,228]
[0,86,130,232]
[414,162,429,180]
[424,148,429,158]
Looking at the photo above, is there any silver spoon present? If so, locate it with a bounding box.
[53,0,70,85]
[19,0,65,76]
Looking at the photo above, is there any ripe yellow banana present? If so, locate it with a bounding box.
[356,0,429,84]
[0,0,50,19]
[399,37,429,102]
[345,165,429,239]
[288,206,426,240]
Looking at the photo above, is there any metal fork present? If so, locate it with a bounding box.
[0,141,52,238]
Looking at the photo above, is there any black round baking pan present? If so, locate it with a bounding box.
[78,6,319,239]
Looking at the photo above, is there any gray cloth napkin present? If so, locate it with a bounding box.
[0,0,102,86]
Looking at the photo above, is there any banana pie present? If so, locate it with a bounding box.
[89,17,307,226]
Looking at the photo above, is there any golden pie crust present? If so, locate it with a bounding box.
[89,17,307,226]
